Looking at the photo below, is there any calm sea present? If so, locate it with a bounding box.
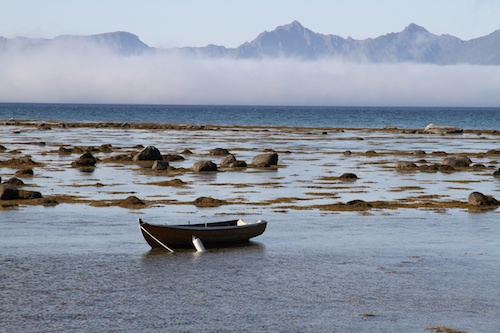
[2,102,500,332]
[1,103,499,129]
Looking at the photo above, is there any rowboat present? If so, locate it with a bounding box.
[138,218,267,251]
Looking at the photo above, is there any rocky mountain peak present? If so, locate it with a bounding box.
[402,23,430,35]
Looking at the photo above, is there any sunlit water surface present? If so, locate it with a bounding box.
[1,209,499,333]
[1,122,499,332]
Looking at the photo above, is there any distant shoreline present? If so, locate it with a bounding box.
[1,119,499,135]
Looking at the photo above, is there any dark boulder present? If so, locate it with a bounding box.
[493,168,500,176]
[193,160,217,172]
[210,148,230,156]
[133,146,163,161]
[252,153,278,166]
[0,184,19,200]
[3,177,24,185]
[152,160,170,171]
[468,192,499,207]
[339,173,358,180]
[15,168,34,177]
[71,152,97,167]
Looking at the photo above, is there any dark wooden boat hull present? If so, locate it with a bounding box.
[139,219,267,249]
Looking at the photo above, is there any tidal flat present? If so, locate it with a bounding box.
[1,120,499,213]
[1,120,499,333]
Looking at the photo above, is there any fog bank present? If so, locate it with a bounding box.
[1,46,500,107]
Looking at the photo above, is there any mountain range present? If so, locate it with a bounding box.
[2,21,500,65]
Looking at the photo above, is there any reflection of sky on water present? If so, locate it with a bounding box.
[1,125,499,218]
[2,205,500,331]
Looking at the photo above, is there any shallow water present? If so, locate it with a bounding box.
[1,124,500,332]
[1,209,499,333]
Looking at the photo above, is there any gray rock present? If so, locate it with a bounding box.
[468,191,499,206]
[442,156,471,167]
[220,154,236,166]
[193,160,217,172]
[423,123,463,134]
[252,153,278,166]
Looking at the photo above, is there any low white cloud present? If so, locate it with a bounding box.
[1,46,500,107]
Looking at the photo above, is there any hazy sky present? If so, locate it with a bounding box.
[2,0,500,47]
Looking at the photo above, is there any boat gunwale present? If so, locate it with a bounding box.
[141,220,266,231]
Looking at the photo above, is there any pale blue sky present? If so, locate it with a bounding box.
[1,0,500,47]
